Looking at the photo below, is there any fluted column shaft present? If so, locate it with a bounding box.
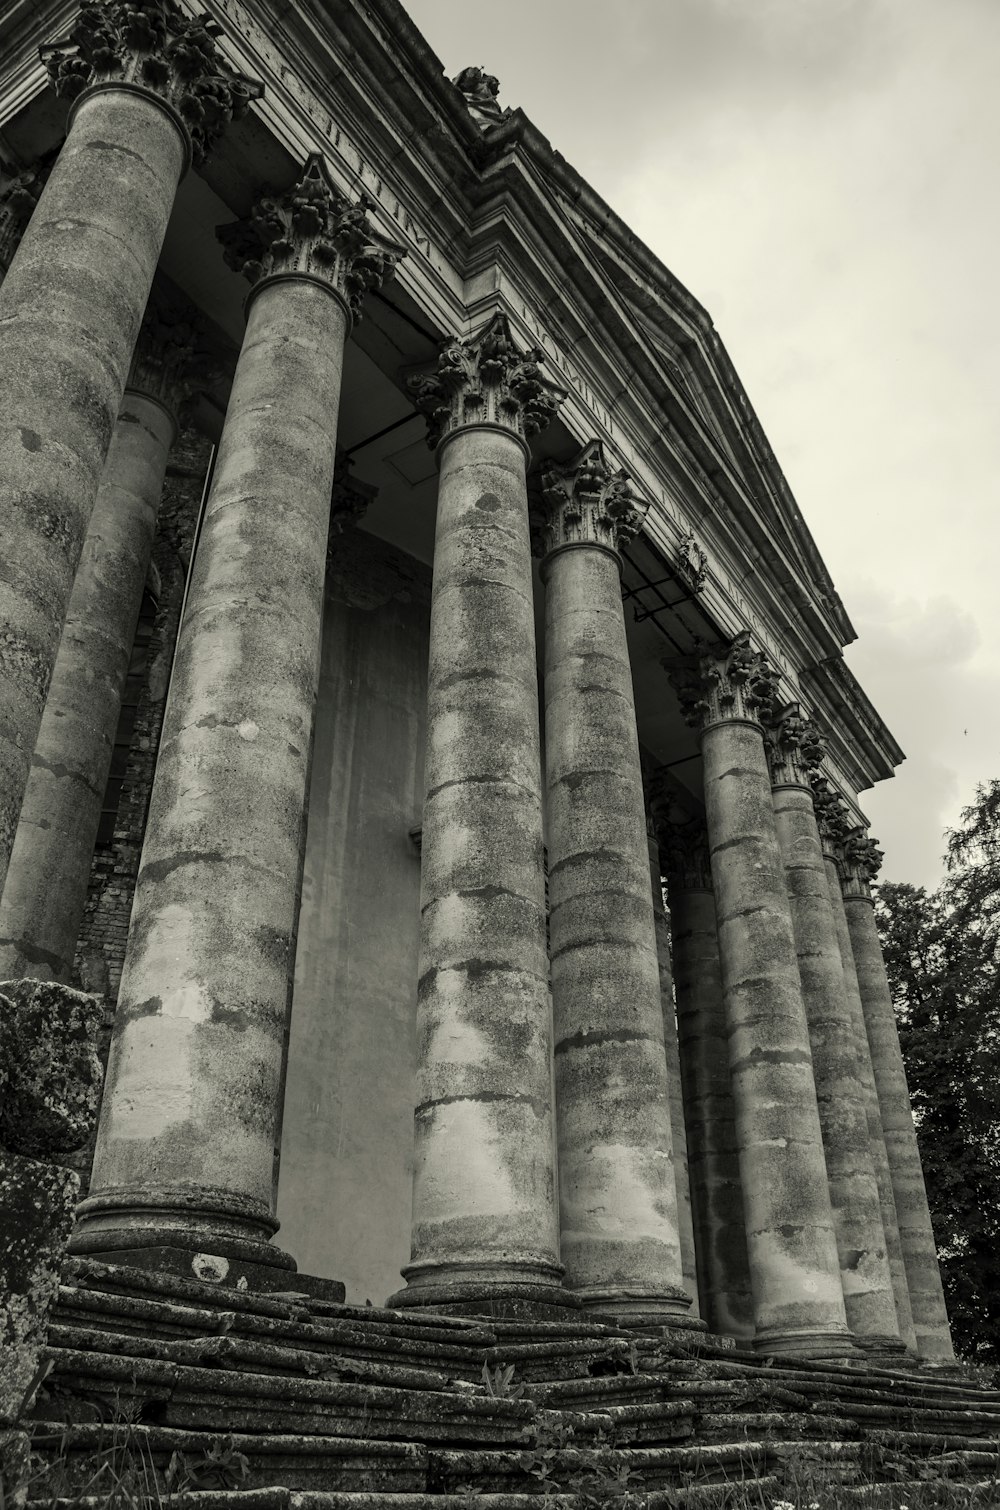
[71,160,402,1268]
[665,825,754,1340]
[671,638,851,1355]
[538,441,688,1317]
[768,712,901,1349]
[818,829,917,1355]
[841,844,955,1362]
[0,370,180,982]
[647,833,699,1316]
[0,10,255,896]
[391,315,566,1310]
[0,90,185,894]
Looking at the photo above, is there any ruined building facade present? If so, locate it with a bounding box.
[0,0,955,1368]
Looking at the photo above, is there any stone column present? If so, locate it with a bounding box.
[661,815,755,1341]
[812,781,918,1356]
[840,828,956,1364]
[537,441,689,1320]
[0,5,256,895]
[668,635,852,1357]
[646,822,700,1317]
[386,314,567,1314]
[766,706,902,1352]
[70,159,404,1270]
[0,294,201,983]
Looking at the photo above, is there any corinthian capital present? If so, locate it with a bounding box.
[534,439,647,562]
[408,311,566,451]
[41,0,262,169]
[127,284,212,418]
[840,826,884,900]
[328,454,378,548]
[764,701,826,789]
[666,630,780,734]
[660,817,713,893]
[218,156,405,320]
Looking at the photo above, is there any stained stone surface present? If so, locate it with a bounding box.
[701,716,850,1355]
[771,782,901,1347]
[74,276,350,1267]
[0,392,174,983]
[0,980,101,1458]
[0,87,186,895]
[400,423,560,1299]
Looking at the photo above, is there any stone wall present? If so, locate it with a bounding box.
[276,527,430,1303]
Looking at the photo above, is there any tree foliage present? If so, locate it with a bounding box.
[875,780,1000,1363]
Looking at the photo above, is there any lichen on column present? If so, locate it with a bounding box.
[668,635,852,1357]
[538,441,690,1320]
[0,0,258,894]
[72,156,404,1271]
[766,705,902,1353]
[838,825,956,1364]
[389,313,568,1314]
[0,288,205,985]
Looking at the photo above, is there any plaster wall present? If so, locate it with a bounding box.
[276,527,430,1303]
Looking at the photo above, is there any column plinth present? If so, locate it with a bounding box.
[0,294,203,984]
[538,442,691,1322]
[839,828,956,1363]
[767,709,903,1353]
[0,8,257,895]
[669,637,853,1358]
[388,316,570,1316]
[661,815,755,1341]
[72,159,403,1272]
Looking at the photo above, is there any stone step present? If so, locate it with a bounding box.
[482,1336,633,1381]
[41,1349,535,1446]
[28,1492,790,1510]
[27,1421,427,1496]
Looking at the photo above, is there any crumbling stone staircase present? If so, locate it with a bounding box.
[21,1258,1000,1507]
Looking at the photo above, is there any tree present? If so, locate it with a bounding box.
[875,779,1000,1364]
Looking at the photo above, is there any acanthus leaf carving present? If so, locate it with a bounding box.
[40,0,263,168]
[327,453,378,552]
[666,630,780,733]
[217,155,405,319]
[840,825,884,900]
[764,700,827,789]
[534,439,648,560]
[127,281,221,418]
[408,311,566,450]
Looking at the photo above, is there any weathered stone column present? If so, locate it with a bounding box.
[660,814,755,1341]
[536,441,689,1320]
[0,4,256,895]
[646,822,700,1317]
[0,294,200,983]
[71,159,403,1270]
[669,636,852,1356]
[840,828,956,1364]
[766,707,902,1352]
[812,781,918,1356]
[386,314,566,1314]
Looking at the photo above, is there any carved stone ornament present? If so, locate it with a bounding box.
[0,151,55,273]
[840,826,884,900]
[676,530,708,593]
[764,700,826,789]
[40,0,263,169]
[810,775,851,857]
[328,453,378,552]
[659,816,713,893]
[666,630,780,733]
[127,282,213,417]
[217,154,405,318]
[534,439,648,561]
[452,66,503,129]
[408,311,567,451]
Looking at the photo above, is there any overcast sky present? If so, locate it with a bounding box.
[404,0,999,890]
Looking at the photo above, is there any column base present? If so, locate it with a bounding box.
[70,1186,295,1274]
[576,1285,703,1331]
[72,1243,345,1302]
[752,1325,858,1360]
[853,1333,911,1365]
[387,1257,576,1322]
